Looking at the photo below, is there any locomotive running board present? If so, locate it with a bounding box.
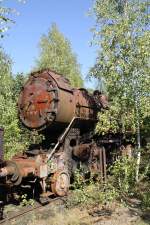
[47,117,80,160]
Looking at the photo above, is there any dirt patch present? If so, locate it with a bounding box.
[1,201,150,225]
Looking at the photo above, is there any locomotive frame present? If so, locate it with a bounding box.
[0,69,122,207]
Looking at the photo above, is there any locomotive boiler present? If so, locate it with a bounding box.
[0,69,108,203]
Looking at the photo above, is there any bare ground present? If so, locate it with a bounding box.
[2,200,150,225]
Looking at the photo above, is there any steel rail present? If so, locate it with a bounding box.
[0,197,65,224]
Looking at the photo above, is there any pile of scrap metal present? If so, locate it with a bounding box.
[0,69,119,205]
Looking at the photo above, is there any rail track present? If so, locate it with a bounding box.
[0,197,66,224]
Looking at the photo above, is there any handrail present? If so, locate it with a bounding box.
[47,117,79,160]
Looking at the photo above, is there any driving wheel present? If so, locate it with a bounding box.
[51,171,70,196]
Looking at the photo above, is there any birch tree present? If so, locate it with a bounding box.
[36,23,83,87]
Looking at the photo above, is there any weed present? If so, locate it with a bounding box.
[67,168,118,208]
[20,194,35,207]
[109,156,136,194]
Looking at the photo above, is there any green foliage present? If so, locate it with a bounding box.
[68,156,150,209]
[96,105,122,134]
[110,157,136,194]
[0,0,26,38]
[0,1,28,158]
[141,191,150,209]
[20,194,35,207]
[0,49,22,158]
[71,168,86,190]
[0,49,29,159]
[67,182,118,208]
[0,5,13,37]
[67,169,118,208]
[12,73,31,154]
[109,153,150,209]
[36,23,83,87]
[12,73,27,101]
[90,0,150,136]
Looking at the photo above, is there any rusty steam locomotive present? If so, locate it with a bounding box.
[0,69,110,203]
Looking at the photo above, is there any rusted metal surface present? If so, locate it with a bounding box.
[0,153,49,185]
[51,170,70,196]
[0,69,110,201]
[18,69,75,130]
[18,70,59,130]
[18,69,108,131]
[89,144,107,181]
[93,90,109,110]
[72,143,90,161]
[99,94,109,109]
